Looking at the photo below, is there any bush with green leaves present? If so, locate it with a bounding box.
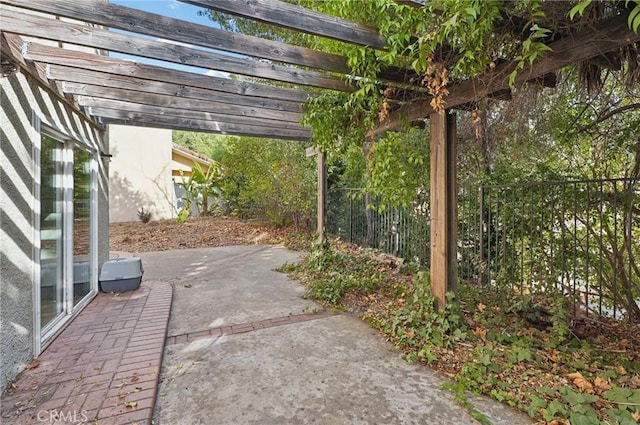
[220,137,316,228]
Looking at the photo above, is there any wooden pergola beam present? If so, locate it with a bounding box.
[3,1,423,88]
[4,0,351,75]
[0,32,101,129]
[100,115,311,141]
[52,69,302,113]
[377,12,640,134]
[0,7,353,92]
[183,0,387,50]
[74,92,303,123]
[23,42,312,103]
[87,104,306,131]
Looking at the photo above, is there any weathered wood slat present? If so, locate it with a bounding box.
[23,42,312,103]
[86,102,306,130]
[100,114,311,141]
[183,0,387,49]
[3,0,351,75]
[0,7,353,91]
[49,66,302,113]
[74,91,303,123]
[0,32,101,129]
[378,13,640,133]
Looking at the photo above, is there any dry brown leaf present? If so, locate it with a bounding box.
[184,283,192,288]
[616,365,627,376]
[632,411,640,422]
[547,420,570,425]
[477,303,486,312]
[567,372,594,393]
[593,376,611,391]
[117,393,126,399]
[25,359,40,370]
[130,375,140,383]
[473,326,487,341]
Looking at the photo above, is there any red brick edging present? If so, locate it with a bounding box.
[0,281,172,425]
[165,310,336,346]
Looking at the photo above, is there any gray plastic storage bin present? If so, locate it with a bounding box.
[99,257,143,292]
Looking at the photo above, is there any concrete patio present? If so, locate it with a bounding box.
[1,245,532,424]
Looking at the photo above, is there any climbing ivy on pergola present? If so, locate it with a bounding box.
[2,0,639,307]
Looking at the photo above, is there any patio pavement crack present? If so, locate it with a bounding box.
[165,310,337,345]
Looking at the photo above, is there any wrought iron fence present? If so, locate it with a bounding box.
[328,178,640,322]
[327,188,430,266]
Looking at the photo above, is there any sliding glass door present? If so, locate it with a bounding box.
[40,135,64,329]
[39,133,96,337]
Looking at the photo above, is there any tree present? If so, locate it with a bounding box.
[219,137,316,228]
[172,131,228,161]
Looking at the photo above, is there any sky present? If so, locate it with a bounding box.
[109,0,213,26]
[107,0,233,78]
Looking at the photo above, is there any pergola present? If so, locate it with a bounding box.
[2,0,639,307]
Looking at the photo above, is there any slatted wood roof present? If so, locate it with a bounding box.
[1,0,639,141]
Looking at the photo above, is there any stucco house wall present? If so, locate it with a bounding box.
[0,69,109,387]
[108,125,174,222]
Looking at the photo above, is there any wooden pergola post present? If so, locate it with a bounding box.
[430,111,458,309]
[316,150,327,245]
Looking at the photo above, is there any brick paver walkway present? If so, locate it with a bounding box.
[0,281,172,425]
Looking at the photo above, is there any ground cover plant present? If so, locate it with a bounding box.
[280,239,640,425]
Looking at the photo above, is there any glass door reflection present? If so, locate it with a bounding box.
[73,147,92,305]
[40,135,64,328]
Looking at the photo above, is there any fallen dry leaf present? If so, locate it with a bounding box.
[124,401,137,408]
[546,349,559,363]
[477,303,486,312]
[184,283,192,288]
[473,326,487,341]
[25,359,41,370]
[567,372,594,394]
[117,393,126,399]
[130,375,140,383]
[593,376,611,391]
[616,365,627,376]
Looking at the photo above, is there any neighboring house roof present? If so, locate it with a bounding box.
[172,143,214,167]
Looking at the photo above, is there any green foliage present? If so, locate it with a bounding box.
[219,137,316,228]
[366,129,430,209]
[293,244,388,304]
[630,0,640,33]
[176,207,190,225]
[570,1,640,34]
[176,162,223,220]
[172,131,228,161]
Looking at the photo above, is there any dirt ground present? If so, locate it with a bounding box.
[109,216,293,253]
